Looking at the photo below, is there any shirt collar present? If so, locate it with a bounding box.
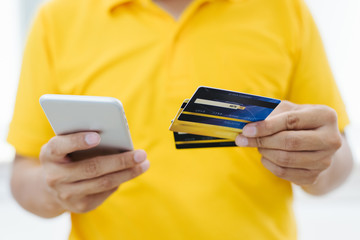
[103,0,243,13]
[103,0,133,12]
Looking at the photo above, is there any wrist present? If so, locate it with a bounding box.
[38,167,67,217]
[300,168,330,196]
[11,157,66,218]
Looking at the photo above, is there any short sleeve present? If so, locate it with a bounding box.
[287,0,349,132]
[7,7,56,157]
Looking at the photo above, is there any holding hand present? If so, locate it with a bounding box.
[39,132,150,213]
[235,101,342,186]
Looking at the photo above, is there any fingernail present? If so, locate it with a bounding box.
[85,133,100,145]
[140,160,150,172]
[243,125,257,137]
[134,150,147,163]
[236,136,248,146]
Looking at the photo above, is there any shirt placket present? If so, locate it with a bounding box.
[145,0,218,114]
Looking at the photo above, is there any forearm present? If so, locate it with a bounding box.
[10,155,65,218]
[302,134,354,195]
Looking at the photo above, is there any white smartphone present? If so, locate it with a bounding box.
[40,94,133,160]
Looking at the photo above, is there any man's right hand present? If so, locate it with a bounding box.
[39,132,150,213]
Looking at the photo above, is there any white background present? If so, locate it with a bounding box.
[0,0,359,239]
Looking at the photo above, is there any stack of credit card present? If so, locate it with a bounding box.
[169,86,281,149]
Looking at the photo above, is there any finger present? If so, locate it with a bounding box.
[242,105,338,137]
[41,132,101,162]
[71,187,119,213]
[61,160,150,196]
[267,100,297,116]
[236,131,328,151]
[258,148,332,170]
[261,158,320,186]
[63,150,148,182]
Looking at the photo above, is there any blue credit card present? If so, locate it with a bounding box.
[173,86,281,139]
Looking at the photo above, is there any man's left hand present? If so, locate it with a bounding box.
[235,100,342,186]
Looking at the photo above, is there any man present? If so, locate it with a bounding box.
[8,0,353,239]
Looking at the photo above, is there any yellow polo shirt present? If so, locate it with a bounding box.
[8,0,349,239]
